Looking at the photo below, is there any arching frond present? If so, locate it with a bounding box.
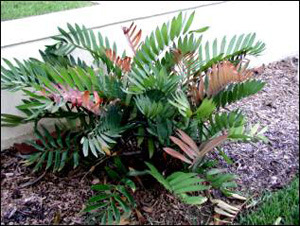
[190,60,262,105]
[146,162,209,205]
[21,125,82,172]
[133,12,196,68]
[163,129,228,168]
[80,105,132,157]
[135,95,175,120]
[196,33,265,73]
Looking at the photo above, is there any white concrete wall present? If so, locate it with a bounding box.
[1,1,299,150]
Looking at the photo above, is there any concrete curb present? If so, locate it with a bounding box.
[1,1,225,48]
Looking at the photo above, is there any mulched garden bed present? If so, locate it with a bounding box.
[1,56,299,225]
[215,55,299,194]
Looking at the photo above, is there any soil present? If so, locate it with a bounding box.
[1,56,299,225]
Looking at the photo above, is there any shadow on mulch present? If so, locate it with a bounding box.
[1,147,215,225]
[1,56,299,225]
[1,148,93,225]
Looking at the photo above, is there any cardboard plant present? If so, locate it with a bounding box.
[1,11,267,224]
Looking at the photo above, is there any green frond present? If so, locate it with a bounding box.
[1,57,127,111]
[176,33,202,55]
[40,48,89,69]
[81,105,132,157]
[197,33,266,72]
[1,96,59,127]
[136,95,175,120]
[52,23,125,75]
[146,162,209,205]
[205,168,237,195]
[208,110,268,142]
[85,171,136,225]
[98,72,125,100]
[1,114,27,127]
[208,110,246,136]
[168,90,192,118]
[145,116,174,145]
[134,11,196,68]
[126,65,180,95]
[22,125,81,173]
[213,79,266,108]
[55,23,110,55]
[194,98,216,120]
[228,122,268,143]
[1,57,91,93]
[86,184,133,225]
[1,58,44,91]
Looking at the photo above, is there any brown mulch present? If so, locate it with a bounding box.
[1,149,94,225]
[1,56,299,225]
[131,186,214,225]
[213,55,299,194]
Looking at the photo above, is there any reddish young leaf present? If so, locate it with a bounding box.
[163,147,192,164]
[122,22,142,54]
[14,143,39,155]
[191,60,254,103]
[198,134,228,159]
[40,84,103,115]
[105,49,132,72]
[169,136,197,158]
[82,91,90,107]
[93,91,102,104]
[176,129,199,154]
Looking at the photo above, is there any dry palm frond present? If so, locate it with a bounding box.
[191,60,254,104]
[105,49,132,73]
[122,22,142,55]
[210,194,248,225]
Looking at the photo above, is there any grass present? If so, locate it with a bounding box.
[1,1,93,21]
[238,177,299,225]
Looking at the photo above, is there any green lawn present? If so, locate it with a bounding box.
[1,1,93,21]
[238,177,299,225]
